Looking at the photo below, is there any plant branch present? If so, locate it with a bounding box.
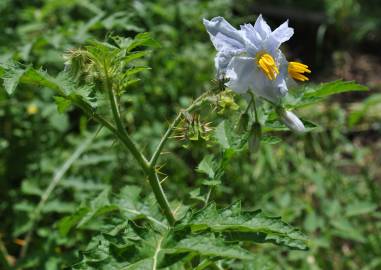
[149,112,183,167]
[75,99,150,170]
[0,237,12,270]
[105,75,150,171]
[204,186,214,207]
[104,71,175,226]
[249,92,259,123]
[149,91,210,167]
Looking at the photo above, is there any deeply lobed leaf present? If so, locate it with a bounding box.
[177,202,308,250]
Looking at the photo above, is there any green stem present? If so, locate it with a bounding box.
[149,91,210,167]
[104,72,175,226]
[149,112,182,166]
[204,186,213,207]
[249,92,259,123]
[74,99,116,133]
[243,97,253,115]
[105,76,150,171]
[0,237,12,270]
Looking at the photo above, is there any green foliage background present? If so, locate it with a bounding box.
[0,0,380,269]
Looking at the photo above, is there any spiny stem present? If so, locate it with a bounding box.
[105,73,150,171]
[149,91,210,168]
[149,112,182,167]
[104,71,175,226]
[76,94,176,225]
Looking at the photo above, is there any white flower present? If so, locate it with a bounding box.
[204,15,310,133]
[225,15,294,103]
[204,15,311,102]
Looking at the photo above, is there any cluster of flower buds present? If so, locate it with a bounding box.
[173,112,213,148]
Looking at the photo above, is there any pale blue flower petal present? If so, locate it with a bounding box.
[203,17,245,51]
[249,51,289,103]
[215,49,243,78]
[274,51,290,97]
[250,73,287,104]
[253,14,272,41]
[225,56,255,94]
[226,55,289,103]
[240,24,261,55]
[267,20,294,51]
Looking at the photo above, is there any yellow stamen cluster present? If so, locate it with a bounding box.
[256,53,279,80]
[288,61,311,81]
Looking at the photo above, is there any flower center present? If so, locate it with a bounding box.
[288,61,311,81]
[256,53,279,81]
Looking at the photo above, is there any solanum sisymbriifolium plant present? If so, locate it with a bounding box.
[0,13,368,269]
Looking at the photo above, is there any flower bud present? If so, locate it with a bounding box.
[236,112,250,133]
[249,122,261,153]
[278,109,305,133]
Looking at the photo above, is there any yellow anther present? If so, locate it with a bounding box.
[288,61,311,82]
[256,53,279,80]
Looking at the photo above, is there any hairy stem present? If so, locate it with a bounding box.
[105,76,150,171]
[149,91,210,167]
[149,112,182,167]
[104,72,175,226]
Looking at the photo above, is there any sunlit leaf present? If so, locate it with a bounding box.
[178,202,308,250]
[197,155,215,179]
[167,234,253,260]
[54,96,72,113]
[2,64,26,95]
[304,80,368,98]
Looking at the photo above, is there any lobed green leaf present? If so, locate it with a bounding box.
[166,234,253,260]
[177,202,308,250]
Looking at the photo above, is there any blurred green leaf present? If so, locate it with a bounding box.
[197,155,215,179]
[215,120,234,149]
[331,218,366,242]
[1,64,26,95]
[57,208,90,236]
[304,80,368,98]
[54,96,72,113]
[261,136,282,145]
[345,202,378,217]
[348,93,381,126]
[57,188,118,235]
[125,32,160,52]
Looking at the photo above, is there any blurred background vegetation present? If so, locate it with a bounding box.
[0,0,380,269]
